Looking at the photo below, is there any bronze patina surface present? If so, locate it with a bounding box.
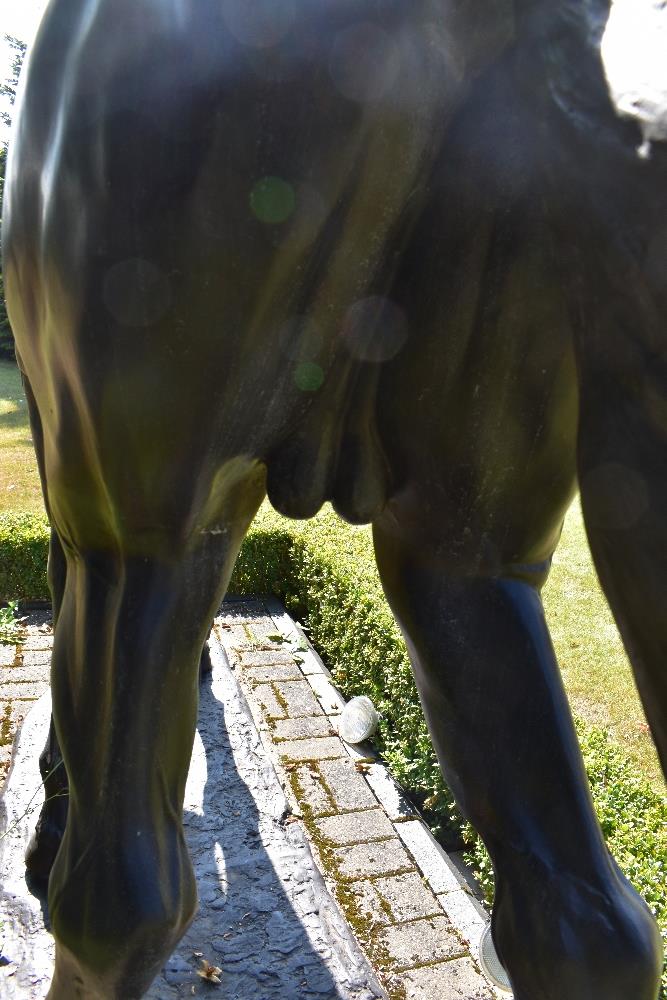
[3,2,666,997]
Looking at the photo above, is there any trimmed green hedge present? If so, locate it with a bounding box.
[0,511,50,601]
[2,505,665,990]
[232,507,466,842]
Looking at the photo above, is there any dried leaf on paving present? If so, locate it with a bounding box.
[196,958,222,985]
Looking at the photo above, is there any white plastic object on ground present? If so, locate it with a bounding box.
[338,696,380,745]
[478,924,512,992]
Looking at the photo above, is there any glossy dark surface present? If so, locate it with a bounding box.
[3,2,666,997]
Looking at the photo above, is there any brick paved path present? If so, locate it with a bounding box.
[0,609,52,785]
[0,599,506,999]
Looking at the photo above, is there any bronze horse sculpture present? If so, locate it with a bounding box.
[3,0,666,996]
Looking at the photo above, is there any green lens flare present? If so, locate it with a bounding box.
[294,362,324,392]
[250,177,296,224]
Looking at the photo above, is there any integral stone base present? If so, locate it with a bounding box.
[0,643,385,1000]
[0,694,54,998]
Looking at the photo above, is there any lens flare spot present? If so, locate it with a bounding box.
[250,177,296,224]
[294,362,324,392]
[341,297,408,362]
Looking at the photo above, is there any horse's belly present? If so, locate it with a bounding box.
[7,0,517,527]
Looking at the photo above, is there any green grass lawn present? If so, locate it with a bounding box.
[545,502,662,789]
[0,357,662,786]
[0,359,44,515]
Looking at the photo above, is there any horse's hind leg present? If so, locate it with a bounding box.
[372,511,662,1000]
[44,469,265,999]
[563,192,667,780]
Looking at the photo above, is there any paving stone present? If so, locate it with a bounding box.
[215,601,264,624]
[0,743,12,781]
[272,716,335,741]
[0,703,12,739]
[334,839,414,881]
[315,810,394,847]
[296,650,326,676]
[274,679,323,718]
[246,618,287,643]
[448,850,486,896]
[307,673,346,714]
[277,737,346,763]
[240,648,297,667]
[346,880,391,926]
[396,821,461,894]
[0,700,35,739]
[245,662,303,683]
[261,600,301,636]
[365,765,415,821]
[4,665,51,685]
[380,916,465,970]
[402,956,495,999]
[254,684,286,720]
[318,758,379,812]
[0,646,17,667]
[21,611,52,628]
[293,764,334,817]
[216,623,254,649]
[20,650,52,668]
[0,683,47,701]
[437,889,488,954]
[19,633,53,652]
[341,738,378,763]
[373,872,441,923]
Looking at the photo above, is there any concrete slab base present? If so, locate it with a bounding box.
[0,643,385,1000]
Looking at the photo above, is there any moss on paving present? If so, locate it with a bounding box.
[286,767,409,1000]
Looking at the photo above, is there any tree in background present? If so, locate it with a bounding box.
[0,35,27,130]
[1,35,28,360]
[0,144,12,359]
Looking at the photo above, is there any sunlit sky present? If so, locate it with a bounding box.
[0,0,48,140]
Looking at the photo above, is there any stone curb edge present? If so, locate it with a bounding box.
[213,596,509,1000]
[261,598,491,948]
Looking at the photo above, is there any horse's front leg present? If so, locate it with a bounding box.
[27,638,213,885]
[44,483,263,999]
